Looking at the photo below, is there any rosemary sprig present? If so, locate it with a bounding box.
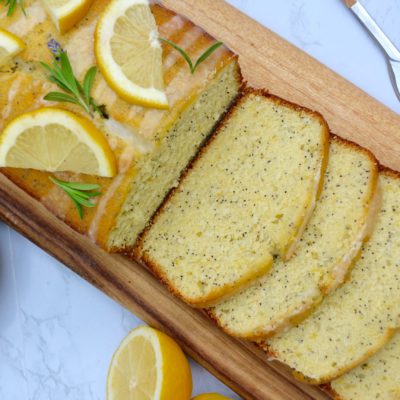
[50,177,101,219]
[41,39,107,118]
[1,0,25,16]
[160,38,223,74]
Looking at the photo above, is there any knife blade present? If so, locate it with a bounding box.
[345,0,400,102]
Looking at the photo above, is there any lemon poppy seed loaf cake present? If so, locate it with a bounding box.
[329,332,400,400]
[264,170,400,384]
[209,136,379,339]
[136,89,329,307]
[4,2,400,397]
[0,0,242,249]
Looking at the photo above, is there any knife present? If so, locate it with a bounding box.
[344,0,400,101]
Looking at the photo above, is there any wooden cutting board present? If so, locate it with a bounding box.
[2,1,400,399]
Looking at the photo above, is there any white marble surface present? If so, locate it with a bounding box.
[1,1,399,399]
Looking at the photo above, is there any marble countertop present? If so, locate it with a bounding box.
[1,1,399,399]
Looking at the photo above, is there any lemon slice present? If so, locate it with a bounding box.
[41,0,95,33]
[95,0,168,109]
[192,395,232,400]
[0,108,116,177]
[0,28,24,67]
[107,326,192,400]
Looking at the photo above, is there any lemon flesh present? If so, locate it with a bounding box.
[0,28,24,67]
[95,0,168,109]
[0,108,116,177]
[41,0,95,33]
[192,395,232,400]
[107,326,192,400]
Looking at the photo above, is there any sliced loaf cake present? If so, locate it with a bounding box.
[264,170,400,384]
[136,89,329,307]
[209,136,379,339]
[329,332,400,400]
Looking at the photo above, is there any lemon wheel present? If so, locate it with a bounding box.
[0,28,24,67]
[0,108,116,177]
[192,394,232,400]
[41,0,95,33]
[95,0,168,109]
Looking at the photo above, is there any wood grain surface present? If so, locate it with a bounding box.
[344,0,357,8]
[2,0,400,399]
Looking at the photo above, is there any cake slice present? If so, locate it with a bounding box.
[0,0,242,250]
[136,89,329,307]
[264,170,400,384]
[329,332,400,400]
[209,136,379,339]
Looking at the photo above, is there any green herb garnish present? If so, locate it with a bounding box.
[160,38,223,74]
[42,39,107,118]
[1,0,25,16]
[50,177,101,219]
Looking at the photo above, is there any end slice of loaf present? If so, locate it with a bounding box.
[209,136,379,339]
[136,89,329,307]
[329,332,400,400]
[264,171,400,384]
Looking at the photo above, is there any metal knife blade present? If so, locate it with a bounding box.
[346,1,400,101]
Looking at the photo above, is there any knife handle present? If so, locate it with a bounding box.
[344,0,357,7]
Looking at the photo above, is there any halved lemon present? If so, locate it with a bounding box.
[192,394,232,400]
[95,0,168,109]
[0,28,25,67]
[41,0,95,34]
[0,108,116,177]
[107,326,192,400]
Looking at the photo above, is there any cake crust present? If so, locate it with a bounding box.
[136,87,330,307]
